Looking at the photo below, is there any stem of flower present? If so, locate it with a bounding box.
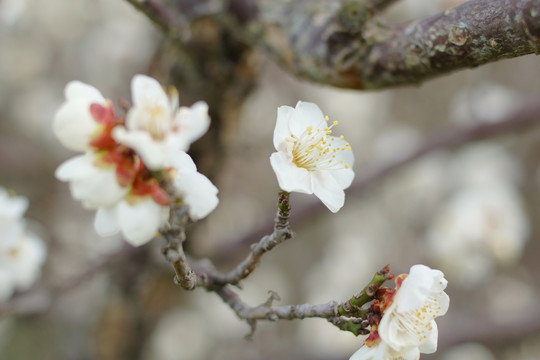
[338,265,392,316]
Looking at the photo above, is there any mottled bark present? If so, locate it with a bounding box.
[258,0,540,89]
[126,0,540,90]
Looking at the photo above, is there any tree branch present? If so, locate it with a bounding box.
[210,265,392,336]
[201,191,293,286]
[257,0,540,89]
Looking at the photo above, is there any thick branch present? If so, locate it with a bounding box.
[259,0,540,89]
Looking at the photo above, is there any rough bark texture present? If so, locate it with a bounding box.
[258,0,540,89]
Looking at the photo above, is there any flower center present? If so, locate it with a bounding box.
[392,295,443,343]
[144,104,171,141]
[291,116,352,171]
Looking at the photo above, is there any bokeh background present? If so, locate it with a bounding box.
[1,0,540,359]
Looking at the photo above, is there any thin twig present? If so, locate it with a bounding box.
[202,191,293,286]
[210,265,392,335]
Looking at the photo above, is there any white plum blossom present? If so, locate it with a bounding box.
[52,81,112,152]
[427,185,529,287]
[350,265,449,360]
[113,74,210,170]
[270,101,354,212]
[0,187,46,301]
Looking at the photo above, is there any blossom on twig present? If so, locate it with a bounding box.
[350,264,449,360]
[270,101,354,212]
[53,76,218,246]
[0,188,46,301]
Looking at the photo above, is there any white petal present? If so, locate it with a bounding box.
[0,187,28,220]
[330,135,355,167]
[173,101,210,150]
[349,345,376,360]
[349,342,393,360]
[170,150,197,172]
[397,265,449,313]
[311,170,345,212]
[56,154,129,208]
[0,267,15,302]
[273,105,294,150]
[270,152,312,193]
[174,171,219,221]
[401,347,421,360]
[55,154,93,181]
[116,200,169,247]
[94,207,120,236]
[8,233,46,290]
[289,101,326,138]
[53,82,106,152]
[65,81,106,103]
[418,321,438,354]
[330,168,355,189]
[130,74,169,110]
[53,99,101,152]
[113,127,172,170]
[379,303,419,348]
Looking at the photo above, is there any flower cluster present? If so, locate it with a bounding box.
[53,75,218,246]
[0,187,46,301]
[270,101,354,213]
[350,265,449,360]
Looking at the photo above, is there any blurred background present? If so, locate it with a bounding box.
[1,0,540,359]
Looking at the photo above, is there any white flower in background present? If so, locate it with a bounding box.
[0,0,27,27]
[270,101,354,212]
[449,143,522,189]
[350,265,449,360]
[0,187,28,226]
[171,150,219,221]
[426,185,529,286]
[450,83,519,125]
[53,81,116,152]
[113,74,210,170]
[55,152,131,209]
[0,187,46,301]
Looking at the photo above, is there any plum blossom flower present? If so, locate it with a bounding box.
[350,265,449,360]
[426,185,528,287]
[54,76,218,247]
[112,74,210,170]
[270,101,354,212]
[0,187,46,301]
